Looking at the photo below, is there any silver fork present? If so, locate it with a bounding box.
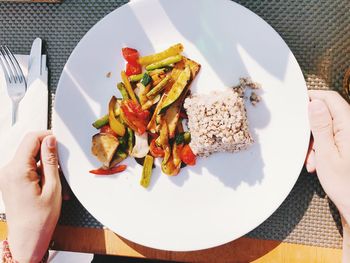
[0,46,27,125]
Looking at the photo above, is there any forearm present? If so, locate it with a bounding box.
[342,215,350,263]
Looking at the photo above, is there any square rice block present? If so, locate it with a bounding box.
[184,88,253,157]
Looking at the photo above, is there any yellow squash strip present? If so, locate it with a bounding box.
[164,101,181,139]
[140,155,154,188]
[172,143,182,168]
[146,75,171,99]
[137,83,151,106]
[138,43,184,66]
[147,94,166,133]
[108,96,125,136]
[148,68,166,76]
[161,156,181,176]
[145,55,183,71]
[121,70,138,104]
[156,119,171,164]
[141,94,161,110]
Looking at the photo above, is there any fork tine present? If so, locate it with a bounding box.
[1,46,18,83]
[0,47,13,83]
[4,46,25,84]
[0,46,16,83]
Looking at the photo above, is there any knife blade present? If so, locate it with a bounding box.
[27,38,42,87]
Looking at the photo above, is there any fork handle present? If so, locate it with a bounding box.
[11,101,18,126]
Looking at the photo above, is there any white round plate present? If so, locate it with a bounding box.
[53,0,309,251]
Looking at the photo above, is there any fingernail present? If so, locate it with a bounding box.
[46,136,56,149]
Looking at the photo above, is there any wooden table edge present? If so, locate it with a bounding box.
[0,222,342,262]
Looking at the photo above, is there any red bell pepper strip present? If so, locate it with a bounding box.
[100,124,117,137]
[149,138,165,158]
[180,144,196,166]
[120,99,150,135]
[89,165,127,175]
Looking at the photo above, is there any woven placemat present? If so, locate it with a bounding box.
[0,0,349,250]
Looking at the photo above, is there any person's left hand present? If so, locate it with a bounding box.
[0,131,62,263]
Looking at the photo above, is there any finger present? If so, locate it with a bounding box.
[308,99,338,157]
[309,90,350,155]
[14,131,52,163]
[40,135,61,198]
[305,137,316,173]
[308,90,350,124]
[306,150,316,173]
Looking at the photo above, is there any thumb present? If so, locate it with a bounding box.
[40,135,60,197]
[308,99,337,157]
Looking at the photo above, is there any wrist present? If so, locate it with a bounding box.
[8,241,47,263]
[7,232,49,263]
[1,240,49,263]
[7,222,52,263]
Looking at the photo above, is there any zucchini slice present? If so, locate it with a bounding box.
[159,66,191,114]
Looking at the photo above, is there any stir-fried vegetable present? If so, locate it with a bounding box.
[138,43,184,66]
[127,127,134,155]
[131,132,149,158]
[180,144,196,166]
[175,132,191,145]
[91,44,200,187]
[121,71,139,103]
[117,82,129,100]
[110,149,128,167]
[92,114,109,129]
[149,138,165,158]
[129,73,144,82]
[160,66,191,114]
[161,155,181,176]
[122,47,139,63]
[140,155,154,188]
[108,96,125,136]
[146,75,171,100]
[141,72,152,86]
[141,94,161,111]
[126,62,142,76]
[100,124,117,137]
[120,99,150,135]
[89,165,127,175]
[145,55,183,71]
[91,133,119,167]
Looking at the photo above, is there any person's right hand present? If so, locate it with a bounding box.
[306,90,350,225]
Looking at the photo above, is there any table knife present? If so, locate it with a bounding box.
[27,38,42,87]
